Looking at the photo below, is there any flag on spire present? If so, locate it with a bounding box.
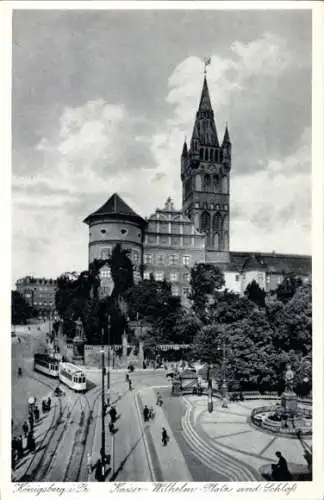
[204,57,211,74]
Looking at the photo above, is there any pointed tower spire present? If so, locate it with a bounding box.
[198,76,213,113]
[181,140,188,157]
[222,123,231,146]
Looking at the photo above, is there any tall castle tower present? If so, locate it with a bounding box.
[181,74,231,265]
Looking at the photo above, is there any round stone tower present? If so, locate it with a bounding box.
[83,193,147,293]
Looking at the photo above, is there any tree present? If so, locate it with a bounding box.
[189,264,225,320]
[276,273,303,303]
[12,291,37,325]
[209,290,255,324]
[108,244,134,299]
[244,280,266,307]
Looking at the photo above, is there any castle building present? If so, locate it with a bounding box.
[84,75,311,301]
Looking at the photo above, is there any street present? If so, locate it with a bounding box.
[12,324,311,482]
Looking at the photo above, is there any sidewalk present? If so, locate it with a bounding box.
[12,394,56,481]
[137,388,192,481]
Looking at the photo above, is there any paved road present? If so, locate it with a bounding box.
[12,327,272,482]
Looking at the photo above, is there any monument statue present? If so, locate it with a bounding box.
[284,364,294,392]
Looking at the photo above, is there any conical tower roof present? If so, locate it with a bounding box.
[191,76,219,147]
[198,76,213,112]
[83,193,146,226]
[222,124,231,145]
[181,140,188,157]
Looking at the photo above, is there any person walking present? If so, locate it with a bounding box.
[125,373,129,383]
[143,405,150,422]
[149,406,155,420]
[17,436,23,460]
[34,405,40,423]
[28,413,34,432]
[109,406,117,423]
[156,393,163,407]
[161,427,169,447]
[22,421,29,437]
[128,378,132,391]
[47,397,51,410]
[27,431,36,452]
[87,453,93,476]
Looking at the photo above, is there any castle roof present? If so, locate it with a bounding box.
[83,193,146,227]
[228,251,311,275]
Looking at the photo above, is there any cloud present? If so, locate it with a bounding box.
[11,30,311,284]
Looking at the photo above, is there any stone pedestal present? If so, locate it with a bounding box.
[281,391,298,415]
[72,336,85,364]
[171,379,182,396]
[138,341,144,364]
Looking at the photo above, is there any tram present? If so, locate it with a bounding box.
[58,362,87,392]
[33,353,60,377]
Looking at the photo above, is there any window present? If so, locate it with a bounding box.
[277,276,282,284]
[235,274,240,282]
[169,255,179,265]
[170,272,178,282]
[182,287,190,297]
[100,248,111,259]
[143,272,150,280]
[156,254,164,265]
[100,268,111,279]
[213,213,223,233]
[203,175,211,190]
[257,273,264,281]
[144,254,152,264]
[200,211,210,233]
[266,276,270,284]
[101,229,106,234]
[182,255,191,266]
[120,228,128,235]
[183,272,190,282]
[155,271,164,281]
[172,286,180,296]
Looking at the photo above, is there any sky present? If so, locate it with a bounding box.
[11,8,312,284]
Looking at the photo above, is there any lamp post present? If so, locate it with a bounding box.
[220,337,228,400]
[107,315,111,402]
[207,363,213,413]
[100,327,106,480]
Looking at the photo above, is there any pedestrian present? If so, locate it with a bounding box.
[109,421,115,434]
[17,435,23,460]
[34,405,40,423]
[87,453,93,475]
[47,397,51,410]
[143,405,150,422]
[149,406,155,420]
[18,367,22,376]
[22,421,29,437]
[109,406,117,423]
[161,427,169,446]
[271,451,292,481]
[128,378,132,391]
[125,373,129,383]
[27,431,36,452]
[156,393,163,407]
[28,413,34,432]
[94,459,103,481]
[42,399,47,414]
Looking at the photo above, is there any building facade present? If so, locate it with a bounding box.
[83,75,311,301]
[15,277,57,318]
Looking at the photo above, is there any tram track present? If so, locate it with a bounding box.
[64,387,102,482]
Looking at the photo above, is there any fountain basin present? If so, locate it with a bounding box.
[250,404,312,437]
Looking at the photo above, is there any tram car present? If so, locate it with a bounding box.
[33,353,60,378]
[58,362,87,392]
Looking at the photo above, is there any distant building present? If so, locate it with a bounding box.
[15,276,57,318]
[83,74,311,301]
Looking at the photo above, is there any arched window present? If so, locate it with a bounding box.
[200,148,203,160]
[213,175,220,191]
[213,213,223,249]
[204,149,208,161]
[213,212,223,233]
[203,175,211,190]
[200,211,210,234]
